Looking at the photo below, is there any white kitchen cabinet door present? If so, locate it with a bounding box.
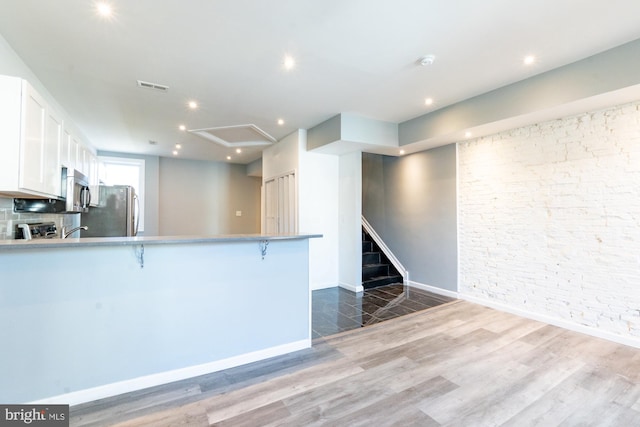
[77,144,90,176]
[0,76,21,193]
[71,135,81,172]
[60,126,74,170]
[18,83,48,193]
[60,128,85,175]
[19,83,62,197]
[44,107,63,196]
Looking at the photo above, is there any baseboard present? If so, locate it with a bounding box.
[408,280,460,299]
[339,282,363,293]
[311,281,337,291]
[461,293,640,350]
[32,339,311,406]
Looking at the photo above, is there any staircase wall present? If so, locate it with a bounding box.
[362,145,457,291]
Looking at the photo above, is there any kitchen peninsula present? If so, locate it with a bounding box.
[0,233,320,404]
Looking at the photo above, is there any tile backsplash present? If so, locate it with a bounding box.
[0,197,79,239]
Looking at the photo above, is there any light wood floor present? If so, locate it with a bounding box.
[70,300,640,426]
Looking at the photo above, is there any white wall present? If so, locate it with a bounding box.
[338,151,362,292]
[458,101,640,345]
[299,132,339,290]
[263,130,340,290]
[262,130,300,179]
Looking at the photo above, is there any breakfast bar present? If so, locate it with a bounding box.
[0,233,320,404]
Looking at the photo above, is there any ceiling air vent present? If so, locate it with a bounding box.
[136,80,169,92]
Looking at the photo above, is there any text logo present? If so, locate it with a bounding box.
[0,405,69,426]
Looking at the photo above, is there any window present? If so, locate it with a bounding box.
[98,156,145,232]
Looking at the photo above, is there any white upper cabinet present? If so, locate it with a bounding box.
[0,74,97,200]
[60,125,75,171]
[0,75,62,198]
[18,84,48,193]
[60,122,100,206]
[77,144,90,176]
[43,105,63,196]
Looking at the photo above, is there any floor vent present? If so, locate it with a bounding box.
[136,80,169,92]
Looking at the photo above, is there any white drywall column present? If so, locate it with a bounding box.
[263,130,340,290]
[338,151,363,292]
[298,131,339,290]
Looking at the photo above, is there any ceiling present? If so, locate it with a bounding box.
[1,0,640,164]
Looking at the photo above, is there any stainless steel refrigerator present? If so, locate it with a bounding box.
[81,185,139,237]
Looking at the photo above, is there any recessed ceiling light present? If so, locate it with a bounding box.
[226,156,232,160]
[179,125,186,131]
[523,55,536,65]
[425,98,434,106]
[96,2,112,17]
[235,148,242,154]
[277,119,284,126]
[175,143,182,149]
[283,55,295,70]
[172,150,178,156]
[399,150,405,155]
[188,101,198,109]
[465,131,473,138]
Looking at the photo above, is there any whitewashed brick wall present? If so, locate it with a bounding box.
[458,101,640,340]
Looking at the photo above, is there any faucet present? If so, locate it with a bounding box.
[61,225,88,239]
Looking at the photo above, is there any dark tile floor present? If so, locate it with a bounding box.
[312,283,456,339]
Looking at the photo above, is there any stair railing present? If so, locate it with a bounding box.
[361,215,409,285]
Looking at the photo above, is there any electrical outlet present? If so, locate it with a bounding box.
[235,211,242,217]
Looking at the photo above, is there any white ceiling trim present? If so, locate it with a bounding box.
[188,124,277,148]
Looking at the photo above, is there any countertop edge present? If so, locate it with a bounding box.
[0,233,323,250]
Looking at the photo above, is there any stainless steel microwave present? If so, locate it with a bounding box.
[13,168,91,214]
[61,168,91,213]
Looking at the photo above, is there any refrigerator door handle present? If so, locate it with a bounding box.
[133,193,140,236]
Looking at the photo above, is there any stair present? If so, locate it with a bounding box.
[362,229,403,289]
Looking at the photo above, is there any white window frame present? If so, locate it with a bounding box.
[98,156,146,233]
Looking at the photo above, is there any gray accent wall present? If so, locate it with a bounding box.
[399,38,640,150]
[362,144,457,291]
[159,157,261,235]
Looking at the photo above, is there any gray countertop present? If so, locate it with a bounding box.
[0,233,322,250]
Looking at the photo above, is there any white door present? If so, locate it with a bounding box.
[264,178,278,234]
[264,171,297,234]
